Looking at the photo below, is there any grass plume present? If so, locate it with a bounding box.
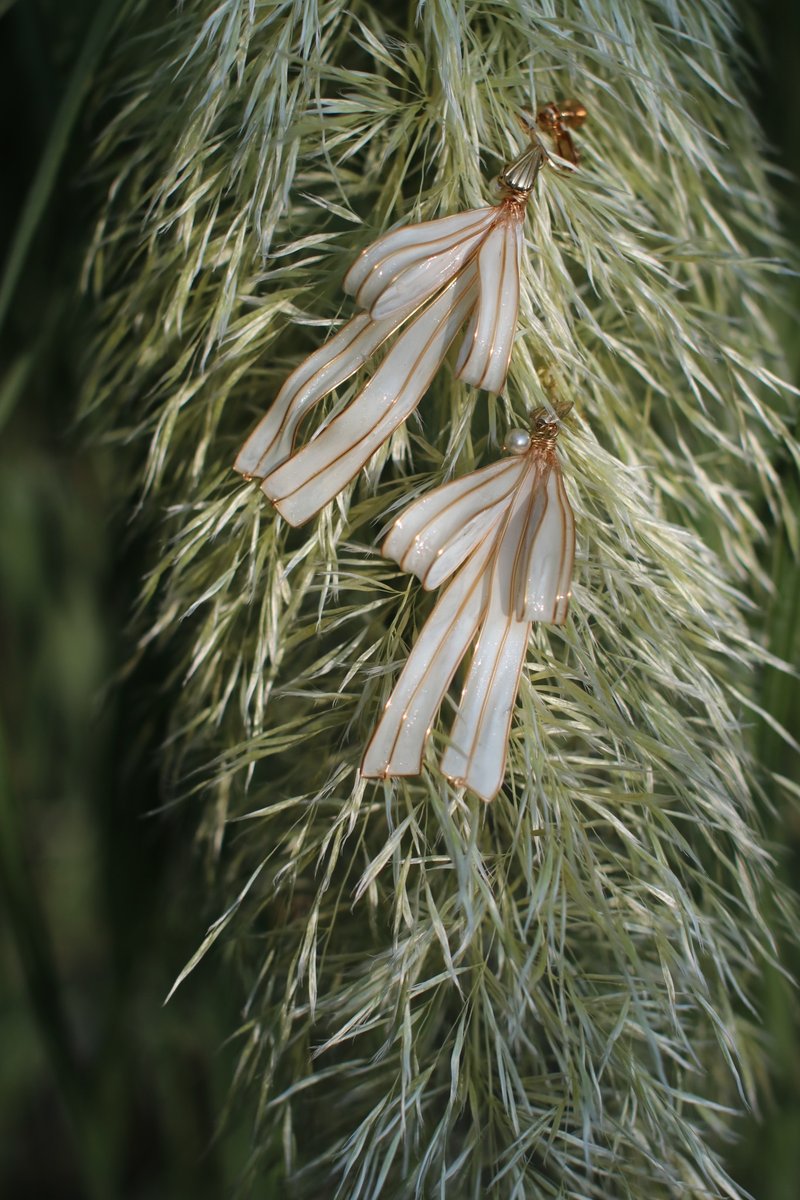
[82,1,796,1195]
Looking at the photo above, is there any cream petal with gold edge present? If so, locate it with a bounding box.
[382,456,526,590]
[455,213,523,394]
[512,462,575,623]
[344,207,496,316]
[361,534,495,780]
[439,469,537,801]
[439,602,531,802]
[262,265,479,527]
[234,308,413,479]
[367,226,493,322]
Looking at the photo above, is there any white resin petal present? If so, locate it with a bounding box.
[419,505,505,591]
[234,310,409,479]
[383,457,525,589]
[262,265,479,526]
[513,462,575,624]
[439,470,538,800]
[361,535,495,779]
[367,224,491,321]
[456,213,522,394]
[440,450,574,800]
[439,603,530,802]
[344,207,495,304]
[453,305,478,377]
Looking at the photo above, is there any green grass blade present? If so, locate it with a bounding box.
[0,0,126,339]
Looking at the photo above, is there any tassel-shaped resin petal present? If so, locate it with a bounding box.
[512,462,575,622]
[439,454,543,798]
[235,310,406,479]
[456,206,524,394]
[361,535,496,779]
[343,207,497,316]
[383,457,526,589]
[439,593,531,801]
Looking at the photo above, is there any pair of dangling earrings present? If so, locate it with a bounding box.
[236,101,587,800]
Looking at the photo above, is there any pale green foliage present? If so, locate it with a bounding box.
[84,1,795,1196]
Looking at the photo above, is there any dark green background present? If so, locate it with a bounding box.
[1,1,798,1196]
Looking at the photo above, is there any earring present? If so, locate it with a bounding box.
[234,104,586,527]
[362,404,575,800]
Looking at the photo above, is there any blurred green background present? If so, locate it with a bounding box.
[0,2,798,1197]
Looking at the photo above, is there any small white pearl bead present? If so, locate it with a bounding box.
[505,428,531,455]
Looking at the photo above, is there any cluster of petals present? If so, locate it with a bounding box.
[234,197,526,526]
[361,412,575,801]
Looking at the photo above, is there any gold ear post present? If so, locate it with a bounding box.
[536,99,588,166]
[529,401,573,444]
[499,99,588,193]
